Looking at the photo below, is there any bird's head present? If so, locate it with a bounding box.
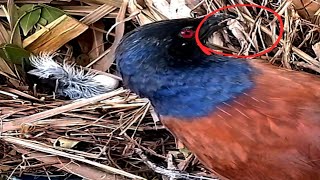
[117,13,234,61]
[115,13,253,118]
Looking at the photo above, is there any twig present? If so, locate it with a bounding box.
[2,136,146,180]
[1,88,127,132]
[135,148,218,180]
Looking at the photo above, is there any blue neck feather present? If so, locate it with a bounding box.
[151,59,255,118]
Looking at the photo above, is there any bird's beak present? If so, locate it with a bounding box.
[199,13,235,42]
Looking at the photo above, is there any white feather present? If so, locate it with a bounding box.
[28,53,119,99]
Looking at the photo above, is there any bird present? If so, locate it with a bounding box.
[115,13,320,180]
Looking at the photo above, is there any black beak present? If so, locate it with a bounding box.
[199,13,236,42]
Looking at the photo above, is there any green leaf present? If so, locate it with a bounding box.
[38,17,48,26]
[0,44,30,65]
[19,7,41,36]
[39,4,65,24]
[18,4,36,17]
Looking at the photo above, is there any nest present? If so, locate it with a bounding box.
[0,0,319,179]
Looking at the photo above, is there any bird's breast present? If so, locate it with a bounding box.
[161,60,320,180]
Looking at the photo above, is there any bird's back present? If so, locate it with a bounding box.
[162,60,320,180]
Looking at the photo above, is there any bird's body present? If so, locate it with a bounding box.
[115,14,320,179]
[163,60,320,179]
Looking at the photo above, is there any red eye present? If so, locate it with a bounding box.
[180,29,195,39]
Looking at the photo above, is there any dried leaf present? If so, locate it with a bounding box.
[169,0,192,19]
[92,0,127,71]
[207,31,224,53]
[2,89,126,132]
[16,148,129,180]
[312,42,320,59]
[128,0,153,25]
[0,86,41,101]
[7,0,22,46]
[81,0,123,7]
[0,58,17,78]
[0,21,17,79]
[0,22,9,44]
[312,8,320,25]
[89,21,105,59]
[151,0,171,18]
[292,0,320,20]
[77,29,93,54]
[23,14,88,54]
[55,137,80,149]
[4,136,145,179]
[0,165,10,172]
[227,19,250,55]
[80,4,117,25]
[145,0,169,21]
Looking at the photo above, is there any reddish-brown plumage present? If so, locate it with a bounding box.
[161,60,320,180]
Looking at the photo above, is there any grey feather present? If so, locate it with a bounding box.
[28,53,118,99]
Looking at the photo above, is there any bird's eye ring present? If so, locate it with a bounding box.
[180,28,195,39]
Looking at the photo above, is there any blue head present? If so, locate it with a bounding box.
[116,14,255,119]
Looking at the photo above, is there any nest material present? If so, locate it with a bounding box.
[1,0,320,180]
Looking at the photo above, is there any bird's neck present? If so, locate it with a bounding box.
[121,55,255,119]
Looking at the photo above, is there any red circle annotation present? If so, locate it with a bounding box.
[195,4,284,59]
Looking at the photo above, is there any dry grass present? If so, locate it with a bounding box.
[0,0,319,179]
